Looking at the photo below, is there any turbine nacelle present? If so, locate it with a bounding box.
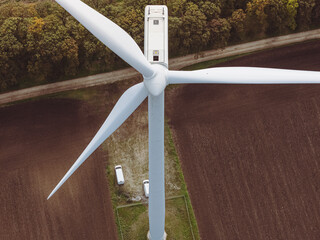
[143,64,168,96]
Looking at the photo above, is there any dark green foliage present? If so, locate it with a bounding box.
[198,1,221,21]
[179,2,210,53]
[0,17,24,90]
[245,0,300,38]
[312,0,320,25]
[296,0,315,30]
[220,0,249,17]
[229,9,246,42]
[0,0,319,92]
[208,18,231,48]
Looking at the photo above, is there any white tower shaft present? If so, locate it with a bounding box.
[148,92,166,240]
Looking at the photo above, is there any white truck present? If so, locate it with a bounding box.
[115,165,125,185]
[143,179,150,198]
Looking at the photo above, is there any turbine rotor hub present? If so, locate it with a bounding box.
[143,64,168,96]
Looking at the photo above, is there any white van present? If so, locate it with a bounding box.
[143,180,149,197]
[115,165,124,185]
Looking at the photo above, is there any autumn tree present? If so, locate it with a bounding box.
[220,0,249,17]
[312,0,320,25]
[198,1,221,21]
[178,2,210,53]
[285,0,299,30]
[296,0,315,29]
[168,16,183,56]
[167,0,187,17]
[82,0,113,10]
[0,17,30,90]
[229,9,246,42]
[207,18,231,48]
[34,1,58,18]
[265,0,298,33]
[246,0,299,38]
[26,14,79,82]
[246,0,269,37]
[0,2,37,24]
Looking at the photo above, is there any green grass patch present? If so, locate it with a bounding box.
[117,204,148,239]
[1,85,102,108]
[117,196,197,240]
[53,87,101,101]
[104,123,201,239]
[165,123,200,239]
[181,53,250,71]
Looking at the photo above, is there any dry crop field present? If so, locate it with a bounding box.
[1,40,319,240]
[166,40,320,240]
[0,98,118,239]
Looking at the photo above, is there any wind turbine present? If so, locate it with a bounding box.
[47,1,320,239]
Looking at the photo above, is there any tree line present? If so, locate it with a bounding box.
[1,0,320,91]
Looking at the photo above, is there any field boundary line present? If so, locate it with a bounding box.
[183,195,196,240]
[115,207,124,240]
[116,201,146,209]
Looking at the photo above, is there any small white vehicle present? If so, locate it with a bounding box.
[143,179,150,198]
[115,165,124,185]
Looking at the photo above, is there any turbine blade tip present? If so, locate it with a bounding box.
[47,191,54,200]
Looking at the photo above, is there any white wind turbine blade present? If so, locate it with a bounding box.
[167,67,320,84]
[47,83,148,199]
[56,0,154,78]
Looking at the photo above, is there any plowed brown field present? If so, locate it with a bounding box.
[1,40,320,240]
[0,99,118,239]
[166,40,320,240]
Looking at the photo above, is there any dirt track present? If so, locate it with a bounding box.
[2,29,319,106]
[166,40,320,239]
[0,99,118,239]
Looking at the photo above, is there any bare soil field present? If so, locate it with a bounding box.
[0,70,191,239]
[166,40,320,240]
[1,39,319,240]
[0,98,118,239]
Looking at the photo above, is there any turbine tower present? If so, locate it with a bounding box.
[47,1,320,239]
